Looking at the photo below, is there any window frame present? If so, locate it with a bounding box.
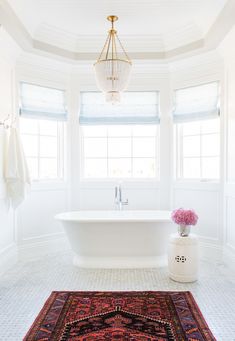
[20,116,67,183]
[174,118,221,182]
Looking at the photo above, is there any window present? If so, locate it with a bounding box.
[175,119,220,179]
[80,92,160,179]
[20,118,66,180]
[81,125,159,179]
[173,82,220,180]
[19,82,67,181]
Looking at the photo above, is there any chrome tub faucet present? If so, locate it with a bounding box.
[114,184,128,210]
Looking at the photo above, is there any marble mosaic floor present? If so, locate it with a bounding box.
[0,251,235,340]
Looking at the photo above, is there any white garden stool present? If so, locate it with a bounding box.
[168,233,199,283]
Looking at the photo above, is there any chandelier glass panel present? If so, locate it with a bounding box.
[94,16,132,103]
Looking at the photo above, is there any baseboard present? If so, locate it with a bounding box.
[18,233,70,261]
[0,243,18,275]
[223,246,235,271]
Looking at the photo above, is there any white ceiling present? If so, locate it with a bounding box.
[1,0,235,62]
[7,0,227,53]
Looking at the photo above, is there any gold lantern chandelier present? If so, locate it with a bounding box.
[94,15,132,103]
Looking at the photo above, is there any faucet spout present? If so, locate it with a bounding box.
[114,184,128,210]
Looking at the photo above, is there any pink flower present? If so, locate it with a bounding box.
[171,208,198,226]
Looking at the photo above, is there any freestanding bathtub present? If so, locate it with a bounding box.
[55,210,175,268]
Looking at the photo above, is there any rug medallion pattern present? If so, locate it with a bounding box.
[24,291,216,340]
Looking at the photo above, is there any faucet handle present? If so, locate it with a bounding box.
[123,199,128,205]
[114,186,119,204]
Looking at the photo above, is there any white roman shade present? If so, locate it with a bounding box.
[79,91,160,125]
[173,82,219,123]
[20,82,67,121]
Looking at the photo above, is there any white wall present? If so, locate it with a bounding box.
[170,52,224,261]
[15,57,71,260]
[219,27,235,267]
[14,54,227,265]
[1,29,234,271]
[223,64,235,266]
[69,63,172,213]
[0,29,20,273]
[64,55,226,263]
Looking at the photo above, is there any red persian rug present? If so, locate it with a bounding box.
[24,291,216,341]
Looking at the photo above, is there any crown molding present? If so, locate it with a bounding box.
[205,0,235,48]
[33,22,203,53]
[1,0,235,63]
[0,0,32,50]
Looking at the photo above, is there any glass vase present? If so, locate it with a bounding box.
[178,224,191,237]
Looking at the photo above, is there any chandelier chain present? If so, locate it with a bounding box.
[116,34,131,63]
[105,33,112,60]
[113,30,118,60]
[95,17,131,63]
[97,32,110,62]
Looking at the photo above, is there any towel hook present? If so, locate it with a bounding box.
[0,114,16,129]
[0,114,10,128]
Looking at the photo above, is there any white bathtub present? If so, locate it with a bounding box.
[55,210,174,268]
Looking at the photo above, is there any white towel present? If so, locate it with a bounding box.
[0,126,7,180]
[4,127,31,209]
[0,126,9,203]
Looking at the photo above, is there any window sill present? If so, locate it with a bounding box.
[173,179,221,191]
[30,179,68,191]
[78,178,160,189]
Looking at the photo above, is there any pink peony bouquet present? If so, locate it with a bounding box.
[171,208,198,226]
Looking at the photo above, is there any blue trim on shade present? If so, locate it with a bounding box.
[20,81,68,121]
[79,91,160,126]
[79,116,160,125]
[173,109,219,123]
[20,108,67,121]
[172,81,220,123]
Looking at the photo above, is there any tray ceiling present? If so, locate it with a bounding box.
[1,0,234,61]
